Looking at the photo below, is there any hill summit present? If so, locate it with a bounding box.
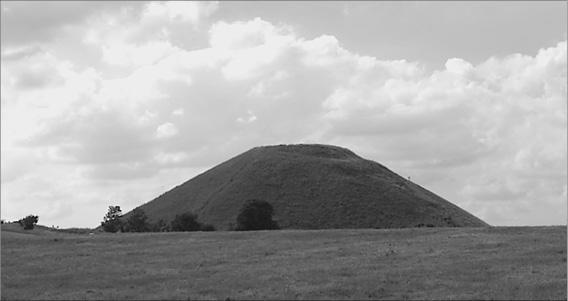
[129,144,488,230]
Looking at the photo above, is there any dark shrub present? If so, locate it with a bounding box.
[101,205,123,233]
[236,199,279,231]
[19,215,39,230]
[170,212,201,232]
[443,216,457,227]
[124,208,150,232]
[201,224,216,231]
[151,219,170,232]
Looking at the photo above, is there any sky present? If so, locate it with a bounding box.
[1,1,566,228]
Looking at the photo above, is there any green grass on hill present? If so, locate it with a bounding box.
[1,222,93,236]
[1,226,566,300]
[130,144,488,230]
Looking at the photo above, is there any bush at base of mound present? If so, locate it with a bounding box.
[235,200,279,231]
[170,212,216,232]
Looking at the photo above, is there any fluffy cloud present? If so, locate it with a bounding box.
[156,122,179,139]
[0,2,127,46]
[142,1,218,24]
[1,5,565,227]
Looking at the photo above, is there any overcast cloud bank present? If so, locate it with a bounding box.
[1,2,566,227]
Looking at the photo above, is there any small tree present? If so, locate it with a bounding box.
[170,212,201,232]
[101,205,123,233]
[19,215,39,230]
[236,199,279,231]
[124,208,150,232]
[151,219,169,232]
[200,224,216,231]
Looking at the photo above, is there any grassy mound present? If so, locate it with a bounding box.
[126,144,488,230]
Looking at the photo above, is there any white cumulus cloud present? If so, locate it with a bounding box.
[155,122,179,139]
[1,8,565,228]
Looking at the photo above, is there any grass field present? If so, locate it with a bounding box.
[1,225,566,300]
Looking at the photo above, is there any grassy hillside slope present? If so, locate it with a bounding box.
[2,226,565,300]
[128,144,488,230]
[1,222,93,236]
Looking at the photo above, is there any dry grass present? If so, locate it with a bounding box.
[1,225,566,300]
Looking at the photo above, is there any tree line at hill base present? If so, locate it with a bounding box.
[0,215,40,230]
[101,199,279,233]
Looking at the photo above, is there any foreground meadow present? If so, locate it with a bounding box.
[1,225,566,300]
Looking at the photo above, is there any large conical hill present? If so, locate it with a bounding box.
[127,144,488,230]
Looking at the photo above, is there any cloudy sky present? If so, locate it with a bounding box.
[1,1,566,228]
